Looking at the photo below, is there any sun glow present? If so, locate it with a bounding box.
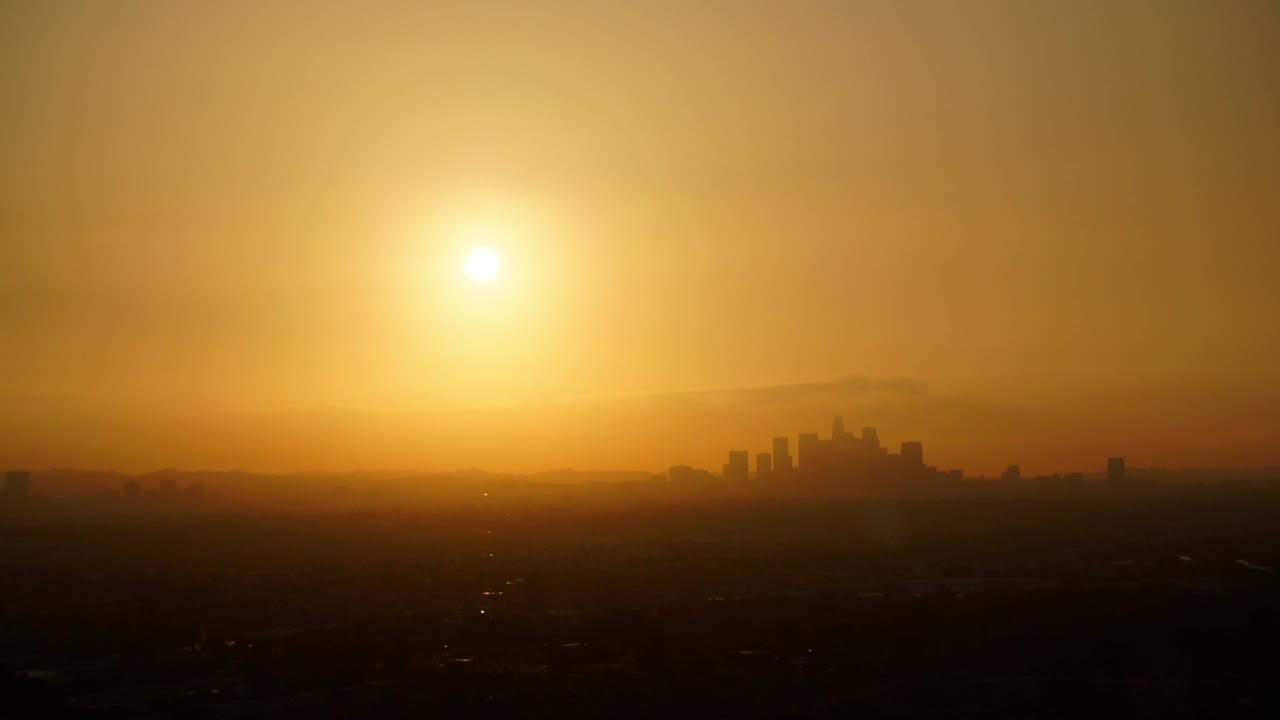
[464,248,501,283]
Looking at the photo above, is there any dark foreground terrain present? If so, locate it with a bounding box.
[3,492,1279,717]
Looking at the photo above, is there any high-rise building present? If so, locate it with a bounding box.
[726,451,750,483]
[756,453,772,478]
[1107,457,1126,483]
[5,470,31,501]
[832,416,846,439]
[1001,465,1021,482]
[772,436,792,474]
[900,441,924,467]
[862,427,879,449]
[798,433,820,470]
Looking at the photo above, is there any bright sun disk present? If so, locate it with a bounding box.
[464,248,501,283]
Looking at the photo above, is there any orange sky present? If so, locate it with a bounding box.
[2,1,1278,475]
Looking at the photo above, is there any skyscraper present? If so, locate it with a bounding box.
[726,451,750,483]
[798,433,820,470]
[756,453,772,479]
[832,415,846,439]
[862,427,879,449]
[900,441,924,467]
[772,436,792,474]
[1107,457,1126,483]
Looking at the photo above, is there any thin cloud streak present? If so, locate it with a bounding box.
[570,374,926,408]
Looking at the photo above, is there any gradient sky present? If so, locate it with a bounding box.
[2,0,1278,475]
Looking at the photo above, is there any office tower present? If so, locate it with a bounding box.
[832,415,846,439]
[726,451,750,483]
[1107,457,1126,483]
[5,470,31,501]
[798,433,820,470]
[756,452,772,478]
[1001,465,1021,482]
[772,436,792,474]
[862,427,879,449]
[900,441,924,467]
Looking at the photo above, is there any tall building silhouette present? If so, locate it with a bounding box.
[756,452,772,479]
[772,436,792,474]
[726,451,750,483]
[832,415,848,439]
[1107,457,1126,483]
[1002,465,1021,482]
[862,427,879,449]
[5,470,31,501]
[900,441,924,467]
[797,433,820,471]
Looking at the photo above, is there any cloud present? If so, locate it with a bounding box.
[580,374,926,410]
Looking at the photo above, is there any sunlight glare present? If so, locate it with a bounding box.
[465,248,501,284]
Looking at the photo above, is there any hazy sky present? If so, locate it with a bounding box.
[2,1,1278,475]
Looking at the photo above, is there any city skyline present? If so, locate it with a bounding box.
[7,408,1243,490]
[4,374,1275,477]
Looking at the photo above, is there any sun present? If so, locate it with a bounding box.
[464,247,501,283]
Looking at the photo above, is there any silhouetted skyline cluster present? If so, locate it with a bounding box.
[685,416,1132,489]
[8,414,1280,511]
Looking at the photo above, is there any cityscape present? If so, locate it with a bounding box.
[4,415,1276,513]
[710,415,1085,487]
[4,1,1278,716]
[3,442,1278,717]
